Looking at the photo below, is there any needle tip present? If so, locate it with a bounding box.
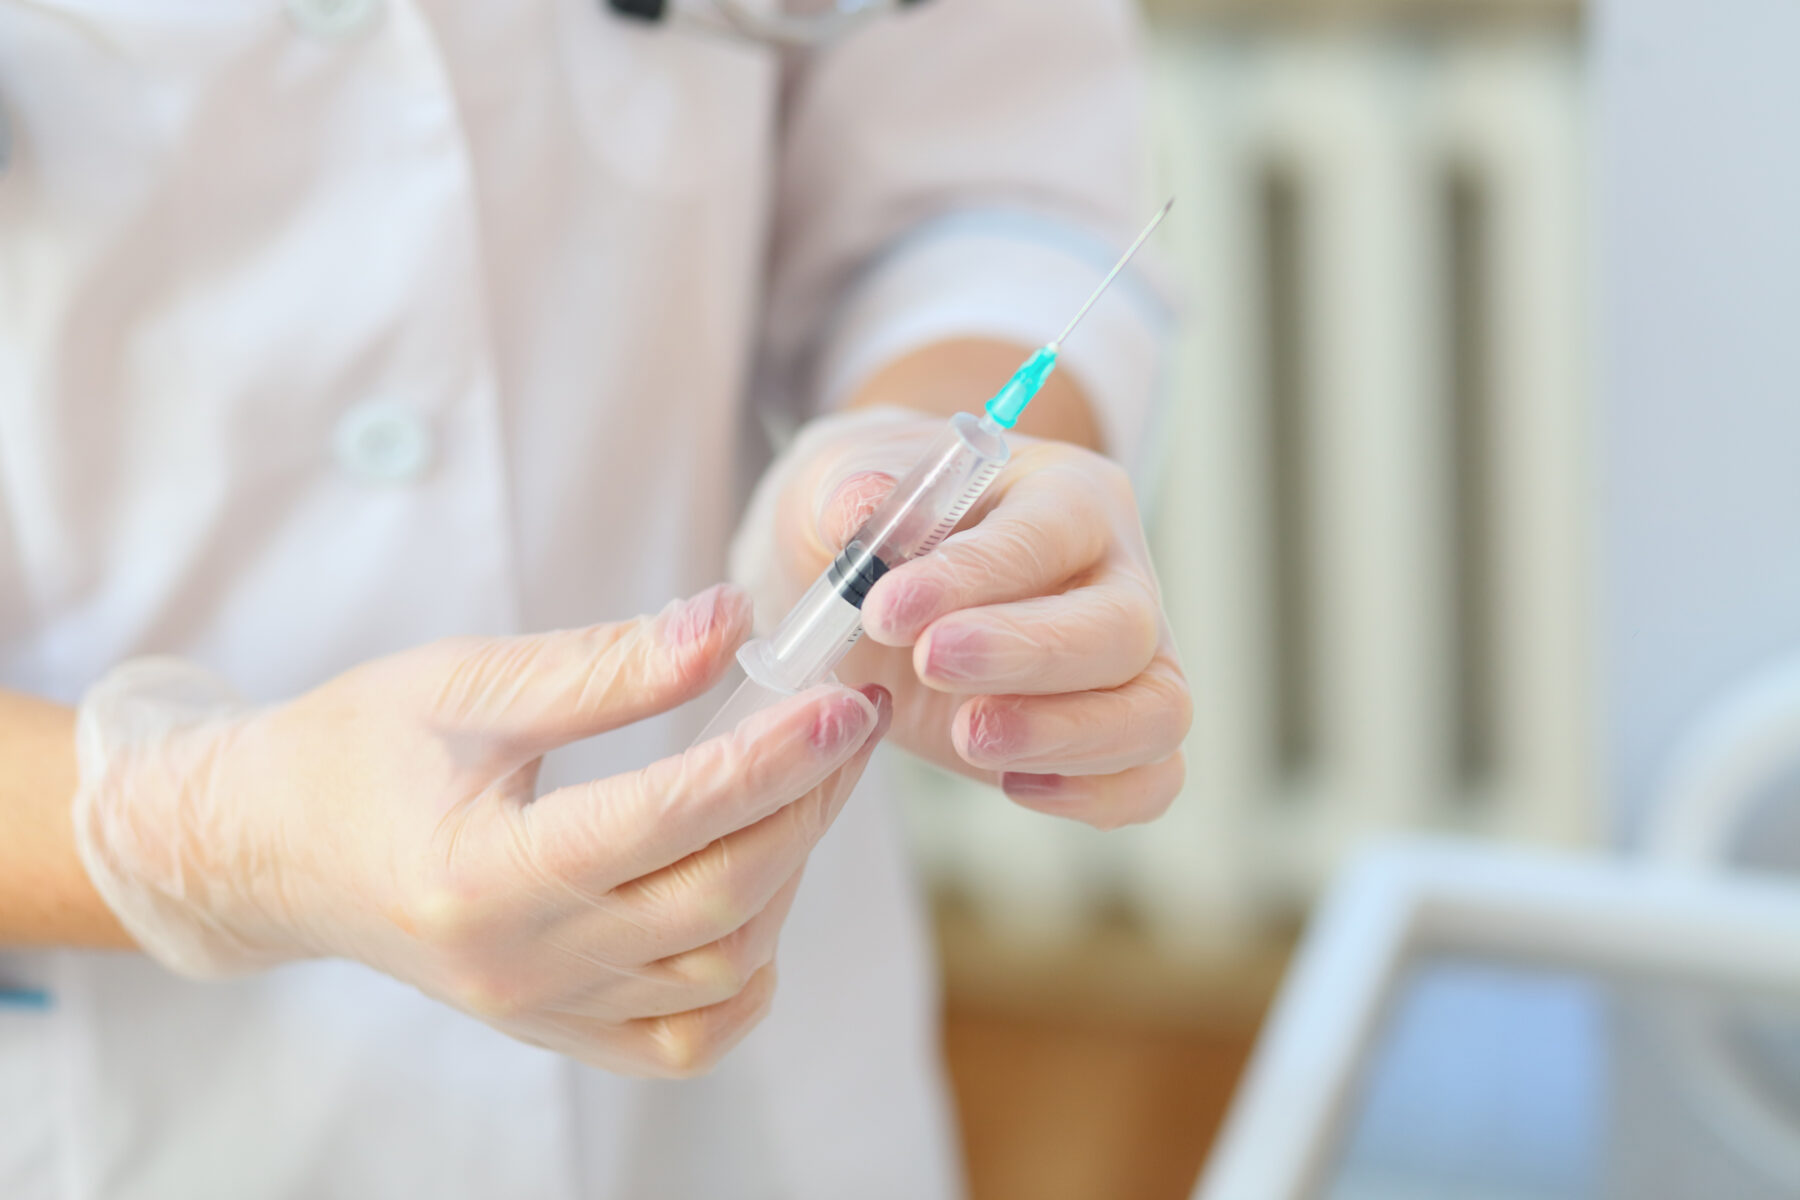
[1049,198,1176,349]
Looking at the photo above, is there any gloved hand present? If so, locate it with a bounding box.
[71,584,890,1078]
[734,409,1190,830]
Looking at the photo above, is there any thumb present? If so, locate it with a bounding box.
[813,469,899,555]
[423,584,752,752]
[796,413,935,557]
[730,408,931,626]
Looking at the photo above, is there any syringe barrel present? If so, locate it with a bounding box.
[738,411,1010,696]
[855,410,1011,566]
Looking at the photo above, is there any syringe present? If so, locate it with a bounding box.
[697,200,1173,743]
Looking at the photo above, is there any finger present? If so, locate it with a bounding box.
[422,860,803,1030]
[860,456,1119,645]
[642,869,803,1017]
[584,686,890,962]
[565,869,806,1021]
[952,655,1192,775]
[911,571,1161,695]
[426,584,752,752]
[518,684,878,897]
[633,960,783,1078]
[1000,754,1186,831]
[529,962,781,1080]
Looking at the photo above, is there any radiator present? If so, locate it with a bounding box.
[897,26,1593,957]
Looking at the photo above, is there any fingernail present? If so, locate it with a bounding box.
[882,581,944,637]
[923,627,982,681]
[963,703,1018,762]
[858,684,894,739]
[810,692,876,752]
[666,584,732,647]
[1002,772,1065,799]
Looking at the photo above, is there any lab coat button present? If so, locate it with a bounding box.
[334,403,433,485]
[286,0,385,41]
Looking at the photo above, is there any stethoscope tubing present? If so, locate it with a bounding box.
[605,0,925,49]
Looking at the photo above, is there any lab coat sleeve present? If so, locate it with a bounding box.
[762,0,1173,473]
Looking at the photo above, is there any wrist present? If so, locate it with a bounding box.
[0,690,131,948]
[72,659,297,977]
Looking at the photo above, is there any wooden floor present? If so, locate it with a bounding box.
[933,910,1287,1200]
[943,1004,1259,1200]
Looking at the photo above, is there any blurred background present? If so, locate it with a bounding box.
[915,0,1592,1194]
[896,1,1800,1194]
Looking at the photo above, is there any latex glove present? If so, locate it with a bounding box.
[734,409,1189,829]
[71,585,890,1078]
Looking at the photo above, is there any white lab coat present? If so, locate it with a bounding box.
[0,1,1162,1196]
